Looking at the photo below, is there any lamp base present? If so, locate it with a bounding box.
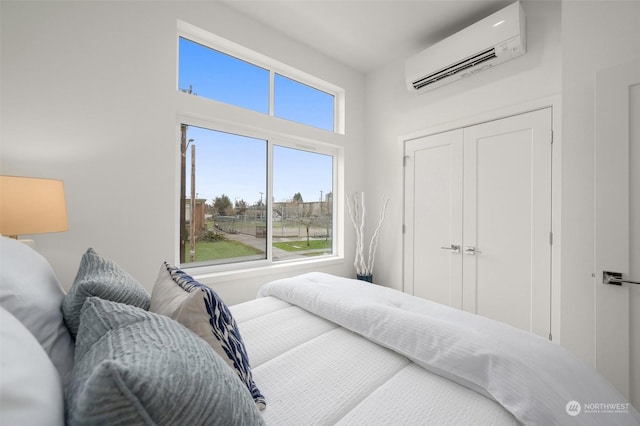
[17,238,35,248]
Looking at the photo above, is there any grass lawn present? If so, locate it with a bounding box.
[273,239,332,252]
[186,240,263,262]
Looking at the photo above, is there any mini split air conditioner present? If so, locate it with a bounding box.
[405,1,526,93]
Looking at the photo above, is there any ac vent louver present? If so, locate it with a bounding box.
[412,47,497,90]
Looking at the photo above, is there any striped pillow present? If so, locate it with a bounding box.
[150,263,265,409]
[62,248,150,338]
[67,298,264,425]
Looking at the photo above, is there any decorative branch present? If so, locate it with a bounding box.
[346,194,363,273]
[366,195,390,274]
[347,192,390,276]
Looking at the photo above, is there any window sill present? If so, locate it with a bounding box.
[186,255,344,283]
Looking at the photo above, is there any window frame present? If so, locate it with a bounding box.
[176,21,346,276]
[177,20,346,134]
[175,115,343,275]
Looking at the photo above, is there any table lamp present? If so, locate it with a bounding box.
[0,175,68,239]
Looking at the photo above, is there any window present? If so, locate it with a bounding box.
[272,146,333,262]
[179,124,336,267]
[177,23,342,133]
[179,125,267,266]
[177,22,342,270]
[274,74,334,131]
[178,37,269,114]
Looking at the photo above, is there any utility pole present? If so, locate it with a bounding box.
[190,144,196,262]
[179,85,196,264]
[179,128,189,263]
[259,191,264,219]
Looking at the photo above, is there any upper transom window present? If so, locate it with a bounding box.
[178,22,343,133]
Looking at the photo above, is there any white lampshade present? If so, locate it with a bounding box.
[0,176,68,237]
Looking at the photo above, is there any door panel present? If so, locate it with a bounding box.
[631,82,640,412]
[594,60,639,399]
[404,130,463,307]
[462,109,552,337]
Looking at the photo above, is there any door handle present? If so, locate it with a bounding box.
[464,246,482,255]
[603,271,640,285]
[440,245,460,253]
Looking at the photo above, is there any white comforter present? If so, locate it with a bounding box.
[257,272,640,426]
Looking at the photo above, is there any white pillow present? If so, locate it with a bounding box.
[0,306,65,426]
[0,236,75,385]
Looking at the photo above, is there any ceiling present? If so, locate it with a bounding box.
[221,0,514,74]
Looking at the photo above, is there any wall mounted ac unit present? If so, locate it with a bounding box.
[405,1,526,93]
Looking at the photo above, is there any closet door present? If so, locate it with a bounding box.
[462,108,552,337]
[404,129,463,307]
[594,60,639,400]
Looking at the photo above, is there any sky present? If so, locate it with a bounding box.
[183,126,332,205]
[179,37,334,206]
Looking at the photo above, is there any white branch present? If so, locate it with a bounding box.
[357,192,367,274]
[346,192,390,276]
[366,195,390,274]
[346,195,361,273]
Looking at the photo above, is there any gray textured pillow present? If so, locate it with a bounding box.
[67,297,265,426]
[62,248,150,338]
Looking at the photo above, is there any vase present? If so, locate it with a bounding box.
[357,274,373,283]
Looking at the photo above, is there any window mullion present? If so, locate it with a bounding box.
[269,70,275,117]
[266,140,274,261]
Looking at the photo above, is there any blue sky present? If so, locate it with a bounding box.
[179,37,333,206]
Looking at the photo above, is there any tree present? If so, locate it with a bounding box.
[293,192,303,203]
[213,194,232,216]
[235,198,248,215]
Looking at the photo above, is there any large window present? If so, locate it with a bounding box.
[177,22,342,270]
[179,124,335,267]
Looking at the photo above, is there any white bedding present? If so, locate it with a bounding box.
[242,272,640,426]
[232,297,516,425]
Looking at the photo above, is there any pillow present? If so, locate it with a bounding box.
[0,306,64,426]
[67,297,264,426]
[62,248,150,338]
[150,262,266,409]
[0,236,75,386]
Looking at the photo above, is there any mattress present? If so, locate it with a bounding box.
[231,272,640,426]
[231,297,518,425]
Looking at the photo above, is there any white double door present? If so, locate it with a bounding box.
[404,108,552,338]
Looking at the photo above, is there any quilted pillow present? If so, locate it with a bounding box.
[0,236,75,386]
[0,307,64,426]
[150,262,266,409]
[62,248,150,338]
[67,297,264,426]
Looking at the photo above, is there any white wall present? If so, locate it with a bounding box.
[364,0,561,289]
[561,0,640,409]
[0,1,366,304]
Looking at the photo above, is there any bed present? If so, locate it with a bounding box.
[1,236,639,425]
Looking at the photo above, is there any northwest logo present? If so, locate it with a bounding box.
[566,401,581,416]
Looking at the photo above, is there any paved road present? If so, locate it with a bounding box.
[223,231,330,260]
